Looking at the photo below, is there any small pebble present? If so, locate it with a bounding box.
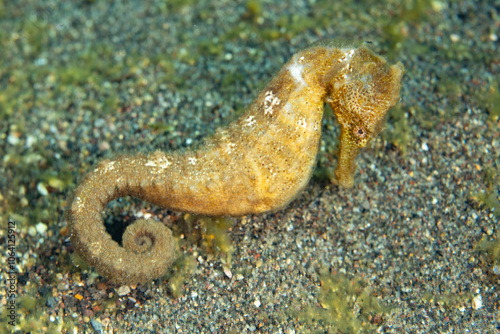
[90,319,103,333]
[117,285,131,296]
[37,182,49,196]
[25,135,37,147]
[27,226,37,237]
[36,222,48,235]
[46,297,56,308]
[48,177,65,190]
[101,318,110,327]
[450,33,460,42]
[94,118,106,127]
[493,265,499,275]
[7,134,20,145]
[223,267,232,279]
[472,295,482,310]
[99,141,111,151]
[34,57,48,66]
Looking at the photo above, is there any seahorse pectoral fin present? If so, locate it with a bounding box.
[334,128,360,189]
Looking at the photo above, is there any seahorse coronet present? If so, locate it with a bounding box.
[67,44,403,284]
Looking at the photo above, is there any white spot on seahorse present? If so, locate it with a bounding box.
[188,157,197,165]
[73,196,85,212]
[95,161,115,173]
[264,90,280,115]
[146,156,172,173]
[245,115,256,127]
[91,241,103,256]
[225,142,236,154]
[104,161,115,172]
[298,118,307,129]
[283,102,293,114]
[288,58,306,87]
[338,48,356,63]
[157,157,171,168]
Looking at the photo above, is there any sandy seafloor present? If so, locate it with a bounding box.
[0,0,499,333]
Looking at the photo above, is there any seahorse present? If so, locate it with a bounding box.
[67,43,403,284]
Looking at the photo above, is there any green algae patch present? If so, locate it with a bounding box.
[22,18,50,56]
[475,232,500,277]
[312,165,336,184]
[2,148,75,228]
[469,166,500,218]
[470,167,500,276]
[163,0,196,12]
[298,271,391,333]
[166,212,235,298]
[421,291,472,310]
[381,105,414,155]
[0,285,75,334]
[184,214,234,266]
[69,252,90,273]
[166,254,197,298]
[472,191,500,218]
[381,0,439,52]
[244,0,263,21]
[147,122,176,134]
[0,68,34,121]
[474,79,500,123]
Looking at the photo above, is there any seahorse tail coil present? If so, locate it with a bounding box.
[68,157,176,285]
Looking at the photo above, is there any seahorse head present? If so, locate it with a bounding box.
[323,45,404,188]
[326,45,404,147]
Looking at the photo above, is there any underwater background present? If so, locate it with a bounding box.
[0,0,498,332]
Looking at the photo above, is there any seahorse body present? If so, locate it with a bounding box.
[68,44,403,284]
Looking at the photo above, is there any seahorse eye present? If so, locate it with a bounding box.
[355,126,366,138]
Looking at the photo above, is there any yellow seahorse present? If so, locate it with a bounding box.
[67,44,403,284]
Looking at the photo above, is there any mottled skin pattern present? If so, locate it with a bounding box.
[67,44,403,284]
